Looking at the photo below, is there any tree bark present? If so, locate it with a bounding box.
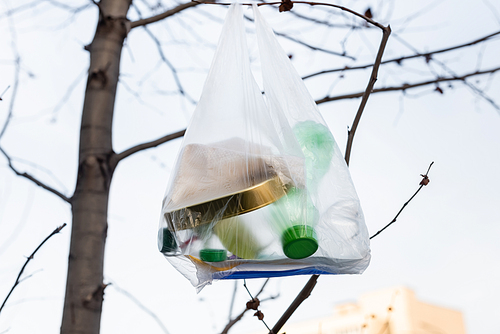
[61,1,131,333]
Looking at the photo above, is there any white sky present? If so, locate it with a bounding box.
[0,0,499,334]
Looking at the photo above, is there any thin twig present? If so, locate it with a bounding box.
[0,188,35,257]
[269,275,319,334]
[2,156,68,193]
[243,279,256,300]
[303,30,500,79]
[0,8,20,142]
[0,10,71,204]
[104,65,497,168]
[106,60,493,167]
[16,269,43,285]
[344,25,391,165]
[118,79,165,115]
[0,86,10,100]
[193,1,385,28]
[243,279,271,332]
[244,14,354,59]
[370,162,434,240]
[0,223,67,314]
[43,0,91,13]
[0,146,71,203]
[130,1,201,29]
[391,33,500,112]
[109,282,170,334]
[315,66,500,104]
[49,68,87,121]
[111,129,186,167]
[142,26,196,103]
[221,279,269,334]
[432,58,500,111]
[278,31,354,59]
[132,3,195,104]
[221,308,248,334]
[0,1,40,20]
[289,10,365,29]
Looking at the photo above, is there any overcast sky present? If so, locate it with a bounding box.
[1,0,499,333]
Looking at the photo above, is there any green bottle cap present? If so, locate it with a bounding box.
[200,248,227,262]
[158,228,178,254]
[281,225,318,259]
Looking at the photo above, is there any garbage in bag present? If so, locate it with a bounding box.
[158,4,370,291]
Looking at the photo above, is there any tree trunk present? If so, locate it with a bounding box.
[61,1,131,333]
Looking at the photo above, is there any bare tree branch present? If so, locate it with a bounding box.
[432,57,500,111]
[275,30,355,59]
[48,68,87,121]
[109,282,170,334]
[391,33,500,111]
[288,10,365,29]
[303,30,500,80]
[111,129,186,167]
[16,269,43,285]
[243,14,355,59]
[221,305,250,334]
[43,0,92,13]
[0,7,21,142]
[0,147,71,203]
[141,26,196,103]
[130,2,200,29]
[344,25,391,165]
[0,186,35,257]
[0,223,67,315]
[0,1,40,20]
[221,279,270,334]
[269,275,318,334]
[118,79,165,114]
[130,3,196,104]
[370,162,434,239]
[315,66,500,105]
[0,86,10,100]
[195,1,386,29]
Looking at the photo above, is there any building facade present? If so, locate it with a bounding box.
[248,286,466,334]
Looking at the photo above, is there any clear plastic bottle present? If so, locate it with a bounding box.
[269,187,319,259]
[293,120,335,187]
[266,121,335,259]
[196,224,228,262]
[213,216,262,259]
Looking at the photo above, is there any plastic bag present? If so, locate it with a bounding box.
[158,4,370,291]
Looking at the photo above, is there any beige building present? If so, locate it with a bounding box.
[248,286,466,334]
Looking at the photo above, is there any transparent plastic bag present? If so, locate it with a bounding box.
[158,4,370,291]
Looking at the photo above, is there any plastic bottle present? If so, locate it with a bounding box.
[196,224,228,262]
[269,187,319,259]
[157,227,179,255]
[213,216,262,259]
[293,120,335,186]
[266,121,335,259]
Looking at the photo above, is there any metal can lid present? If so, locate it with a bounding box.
[165,176,288,231]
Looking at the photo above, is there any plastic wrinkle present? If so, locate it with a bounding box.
[158,4,370,291]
